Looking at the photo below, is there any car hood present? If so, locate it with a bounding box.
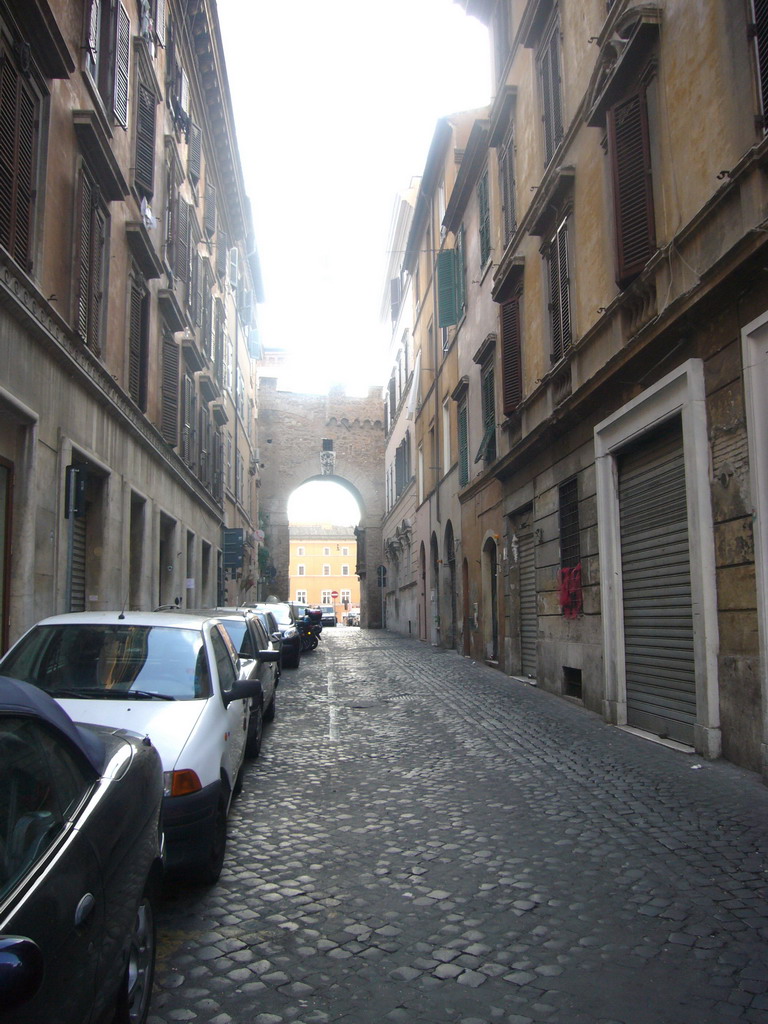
[56,697,206,773]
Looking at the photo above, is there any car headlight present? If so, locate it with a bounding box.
[164,769,202,797]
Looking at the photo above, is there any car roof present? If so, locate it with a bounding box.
[29,610,219,630]
[0,674,105,773]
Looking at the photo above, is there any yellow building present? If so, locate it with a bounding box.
[289,525,359,623]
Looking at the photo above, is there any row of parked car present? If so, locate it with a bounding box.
[0,600,304,1024]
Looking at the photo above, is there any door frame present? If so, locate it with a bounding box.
[594,358,721,758]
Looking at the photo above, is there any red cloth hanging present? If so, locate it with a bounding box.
[557,563,582,619]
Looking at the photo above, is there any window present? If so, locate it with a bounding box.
[492,0,513,82]
[322,439,334,452]
[499,120,517,243]
[235,452,243,503]
[442,399,451,475]
[323,547,330,556]
[342,565,349,576]
[538,14,564,166]
[321,590,332,604]
[341,589,351,604]
[161,335,179,445]
[134,82,157,199]
[211,626,236,694]
[418,444,424,504]
[478,170,491,267]
[297,565,305,576]
[0,35,40,271]
[85,0,131,125]
[341,547,349,556]
[475,363,497,464]
[559,477,580,569]
[751,0,768,130]
[500,286,523,414]
[297,546,305,556]
[547,215,572,362]
[323,565,330,576]
[296,590,307,603]
[181,374,195,467]
[75,165,108,353]
[395,433,411,499]
[458,400,469,487]
[607,89,656,288]
[128,270,149,410]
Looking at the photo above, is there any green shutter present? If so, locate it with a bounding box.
[437,249,459,327]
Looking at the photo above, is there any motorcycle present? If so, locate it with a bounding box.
[299,611,322,651]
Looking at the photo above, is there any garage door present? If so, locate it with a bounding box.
[618,418,696,744]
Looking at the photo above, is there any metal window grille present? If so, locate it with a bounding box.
[558,477,580,569]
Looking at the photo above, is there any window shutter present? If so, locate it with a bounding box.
[216,230,228,281]
[113,3,130,127]
[499,124,516,242]
[0,51,36,268]
[181,375,194,465]
[436,249,459,327]
[456,224,466,313]
[608,91,656,287]
[390,276,401,324]
[204,182,216,237]
[188,122,201,182]
[135,83,156,197]
[540,26,563,165]
[161,338,180,445]
[501,294,522,414]
[154,0,166,46]
[75,171,94,340]
[478,172,491,267]
[549,219,571,362]
[128,280,144,405]
[175,195,189,284]
[458,402,469,487]
[87,0,101,61]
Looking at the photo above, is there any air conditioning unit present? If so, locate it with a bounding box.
[227,247,238,289]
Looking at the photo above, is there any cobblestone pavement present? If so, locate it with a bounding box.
[150,629,768,1024]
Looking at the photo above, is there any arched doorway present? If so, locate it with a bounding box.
[443,521,456,649]
[430,532,440,645]
[419,541,427,640]
[482,536,499,662]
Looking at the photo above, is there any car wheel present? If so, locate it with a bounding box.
[113,885,156,1024]
[264,691,276,723]
[246,702,263,757]
[194,789,227,886]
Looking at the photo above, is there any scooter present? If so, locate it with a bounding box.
[299,611,322,651]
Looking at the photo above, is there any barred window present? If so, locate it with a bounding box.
[559,477,580,569]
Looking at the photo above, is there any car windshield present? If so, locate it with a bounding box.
[1,624,211,700]
[265,604,292,627]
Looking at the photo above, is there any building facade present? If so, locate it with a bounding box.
[0,0,262,651]
[382,0,768,778]
[289,524,360,622]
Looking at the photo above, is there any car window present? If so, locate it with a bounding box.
[220,619,253,658]
[1,625,211,700]
[210,626,237,694]
[0,716,93,899]
[250,617,268,651]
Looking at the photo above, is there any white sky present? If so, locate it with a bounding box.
[288,479,362,527]
[217,0,490,397]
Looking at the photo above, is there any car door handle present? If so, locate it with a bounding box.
[75,893,96,928]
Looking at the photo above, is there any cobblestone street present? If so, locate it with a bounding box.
[150,628,768,1024]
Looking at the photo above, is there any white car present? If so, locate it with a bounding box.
[0,611,263,884]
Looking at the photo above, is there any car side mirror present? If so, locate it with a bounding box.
[224,678,262,706]
[257,650,280,662]
[0,936,44,1010]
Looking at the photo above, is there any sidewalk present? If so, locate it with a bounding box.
[151,629,768,1024]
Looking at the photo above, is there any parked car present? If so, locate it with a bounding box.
[318,604,337,627]
[0,675,163,1024]
[197,608,280,755]
[252,602,301,668]
[250,607,283,675]
[0,611,262,885]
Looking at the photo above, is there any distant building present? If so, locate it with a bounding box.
[289,524,359,622]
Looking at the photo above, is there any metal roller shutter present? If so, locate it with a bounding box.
[70,515,87,613]
[519,527,537,678]
[618,418,695,744]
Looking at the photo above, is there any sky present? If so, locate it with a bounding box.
[216,0,491,397]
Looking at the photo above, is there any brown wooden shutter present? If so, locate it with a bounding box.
[0,50,36,268]
[188,122,201,182]
[135,84,156,197]
[608,91,656,288]
[539,26,563,165]
[154,0,166,46]
[113,3,130,126]
[75,171,94,340]
[175,195,189,284]
[204,182,216,237]
[128,280,144,404]
[501,294,522,414]
[161,338,180,445]
[754,0,768,127]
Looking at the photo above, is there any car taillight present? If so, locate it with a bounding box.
[164,769,202,797]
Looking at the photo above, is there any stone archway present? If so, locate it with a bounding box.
[256,379,385,628]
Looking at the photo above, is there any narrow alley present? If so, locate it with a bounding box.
[151,629,768,1024]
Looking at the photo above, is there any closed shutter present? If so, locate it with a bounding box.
[70,515,87,612]
[113,3,130,126]
[549,217,571,362]
[175,196,189,285]
[458,402,468,486]
[518,526,537,678]
[161,338,179,445]
[134,83,156,197]
[188,122,201,183]
[128,280,144,405]
[75,171,94,340]
[477,172,490,267]
[753,0,768,126]
[539,25,563,165]
[618,418,696,744]
[0,49,35,268]
[204,182,216,237]
[500,293,522,414]
[608,90,655,287]
[436,249,459,327]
